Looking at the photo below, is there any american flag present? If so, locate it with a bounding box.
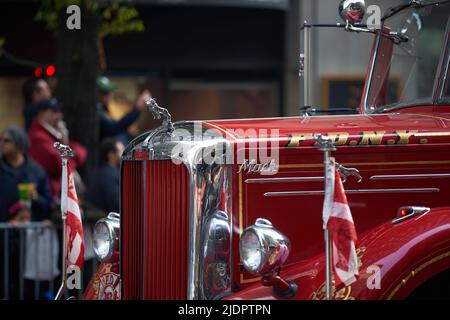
[323,161,359,288]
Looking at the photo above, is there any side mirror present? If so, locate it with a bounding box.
[339,0,366,25]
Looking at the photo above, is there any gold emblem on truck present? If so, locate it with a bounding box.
[286,130,421,148]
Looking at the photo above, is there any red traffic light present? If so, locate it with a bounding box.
[34,65,56,78]
[34,67,43,77]
[46,65,56,77]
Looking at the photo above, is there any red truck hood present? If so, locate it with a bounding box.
[204,113,450,141]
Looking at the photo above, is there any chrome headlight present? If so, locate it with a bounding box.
[93,212,120,262]
[240,218,290,276]
[339,0,366,25]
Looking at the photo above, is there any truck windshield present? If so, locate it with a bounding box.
[366,2,450,113]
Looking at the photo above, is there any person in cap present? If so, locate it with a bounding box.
[0,127,52,222]
[97,76,151,143]
[28,98,87,201]
[22,78,52,130]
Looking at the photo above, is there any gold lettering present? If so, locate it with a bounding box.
[286,133,312,148]
[359,131,386,145]
[335,133,350,145]
[313,133,349,146]
[286,130,420,148]
[327,133,350,146]
[396,130,418,145]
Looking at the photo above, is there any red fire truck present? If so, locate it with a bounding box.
[84,0,450,300]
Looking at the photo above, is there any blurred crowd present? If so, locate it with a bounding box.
[0,76,150,299]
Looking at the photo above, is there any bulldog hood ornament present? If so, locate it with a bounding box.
[145,98,174,134]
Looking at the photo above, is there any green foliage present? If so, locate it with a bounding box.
[99,3,145,37]
[35,0,145,37]
[35,0,81,31]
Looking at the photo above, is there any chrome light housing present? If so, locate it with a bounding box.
[240,218,290,276]
[339,0,366,25]
[201,210,231,299]
[93,212,120,262]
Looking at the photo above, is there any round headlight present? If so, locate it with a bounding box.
[93,212,120,262]
[239,218,290,276]
[240,230,263,274]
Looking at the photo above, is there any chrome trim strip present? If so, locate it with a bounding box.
[245,176,324,184]
[264,188,440,197]
[245,165,363,185]
[392,206,431,225]
[186,163,197,300]
[371,174,450,180]
[265,190,325,197]
[204,113,390,123]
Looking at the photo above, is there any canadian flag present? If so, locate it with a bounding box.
[61,161,84,269]
[323,161,358,288]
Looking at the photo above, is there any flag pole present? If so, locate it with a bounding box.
[316,134,336,301]
[54,142,75,300]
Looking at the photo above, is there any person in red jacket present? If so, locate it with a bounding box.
[28,98,88,201]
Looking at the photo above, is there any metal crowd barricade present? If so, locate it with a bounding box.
[1,221,98,300]
[0,222,59,300]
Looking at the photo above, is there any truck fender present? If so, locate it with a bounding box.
[225,207,450,300]
[350,206,450,300]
